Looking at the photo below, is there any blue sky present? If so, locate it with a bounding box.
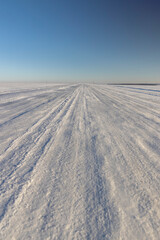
[0,0,160,83]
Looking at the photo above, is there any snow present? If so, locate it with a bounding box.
[0,83,160,239]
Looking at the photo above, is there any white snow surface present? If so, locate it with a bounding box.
[0,83,160,240]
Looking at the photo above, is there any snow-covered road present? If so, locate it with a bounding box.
[0,83,160,240]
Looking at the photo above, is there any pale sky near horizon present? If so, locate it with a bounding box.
[0,0,160,83]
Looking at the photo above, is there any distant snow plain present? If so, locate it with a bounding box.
[0,83,160,240]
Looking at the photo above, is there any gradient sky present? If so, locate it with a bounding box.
[0,0,160,83]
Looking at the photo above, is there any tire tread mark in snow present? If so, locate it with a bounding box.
[0,88,78,184]
[0,87,80,223]
[39,91,81,238]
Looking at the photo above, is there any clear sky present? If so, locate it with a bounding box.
[0,0,160,83]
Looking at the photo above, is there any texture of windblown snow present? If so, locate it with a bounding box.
[0,83,160,240]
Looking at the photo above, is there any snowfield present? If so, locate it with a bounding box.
[0,83,160,240]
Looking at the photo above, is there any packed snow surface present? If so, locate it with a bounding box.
[0,83,160,240]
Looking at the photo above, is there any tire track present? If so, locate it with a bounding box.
[0,86,80,225]
[0,86,78,177]
[0,85,78,156]
[39,89,82,240]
